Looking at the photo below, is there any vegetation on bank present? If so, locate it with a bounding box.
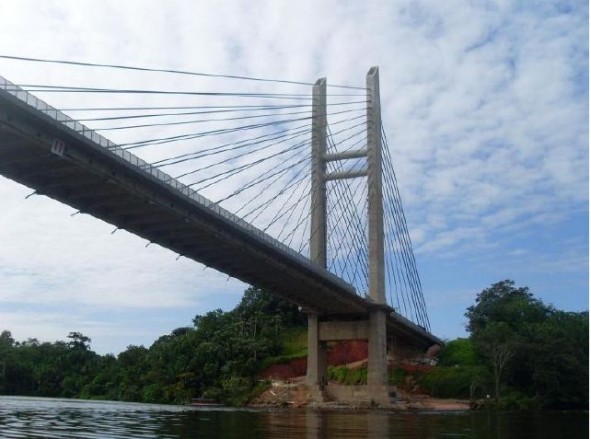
[0,287,305,406]
[326,281,588,410]
[0,280,587,409]
[406,281,586,409]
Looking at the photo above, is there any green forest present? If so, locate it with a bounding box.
[0,280,587,409]
[397,280,589,410]
[0,287,306,406]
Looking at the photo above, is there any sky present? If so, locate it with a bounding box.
[0,0,588,355]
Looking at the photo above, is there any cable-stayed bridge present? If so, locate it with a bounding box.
[0,57,440,403]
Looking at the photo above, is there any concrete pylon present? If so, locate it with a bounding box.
[306,78,328,388]
[310,78,327,268]
[366,67,389,396]
[305,69,389,405]
[306,313,327,388]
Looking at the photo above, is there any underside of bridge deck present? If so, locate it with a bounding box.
[0,81,441,353]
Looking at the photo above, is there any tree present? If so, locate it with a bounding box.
[439,338,478,367]
[474,322,515,400]
[67,332,91,351]
[0,330,15,347]
[0,330,15,392]
[465,280,550,334]
[531,311,589,408]
[466,280,543,399]
[464,280,588,408]
[0,286,336,405]
[234,287,306,329]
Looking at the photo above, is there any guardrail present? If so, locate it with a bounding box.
[0,75,358,297]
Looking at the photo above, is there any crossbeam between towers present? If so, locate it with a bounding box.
[305,67,390,403]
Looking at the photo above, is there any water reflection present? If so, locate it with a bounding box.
[261,410,390,438]
[0,396,587,439]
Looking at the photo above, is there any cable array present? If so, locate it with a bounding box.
[323,126,370,296]
[0,55,430,329]
[0,55,367,90]
[0,56,366,255]
[381,127,430,331]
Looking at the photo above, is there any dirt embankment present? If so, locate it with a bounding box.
[260,340,368,381]
[251,379,470,411]
[254,340,470,411]
[391,394,470,411]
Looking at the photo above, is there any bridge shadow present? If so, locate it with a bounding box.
[259,409,390,438]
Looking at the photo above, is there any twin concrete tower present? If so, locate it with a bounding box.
[306,67,390,402]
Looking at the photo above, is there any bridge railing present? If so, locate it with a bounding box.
[0,75,358,296]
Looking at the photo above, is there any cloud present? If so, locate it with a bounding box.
[394,2,588,255]
[0,0,586,350]
[0,177,247,309]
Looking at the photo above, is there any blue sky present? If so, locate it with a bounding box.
[0,0,587,354]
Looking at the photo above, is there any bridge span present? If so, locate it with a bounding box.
[0,76,441,397]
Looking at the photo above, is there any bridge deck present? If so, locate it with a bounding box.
[0,76,440,348]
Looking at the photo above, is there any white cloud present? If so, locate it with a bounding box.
[0,0,586,349]
[0,177,246,308]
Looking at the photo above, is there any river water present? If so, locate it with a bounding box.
[0,396,587,438]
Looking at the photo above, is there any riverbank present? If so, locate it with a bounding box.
[250,379,471,411]
[3,396,587,439]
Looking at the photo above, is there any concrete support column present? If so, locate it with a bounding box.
[310,78,327,267]
[306,313,327,386]
[366,67,385,305]
[307,78,328,389]
[367,308,388,392]
[366,67,389,399]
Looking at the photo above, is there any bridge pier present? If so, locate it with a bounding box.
[305,310,391,405]
[367,307,389,404]
[306,67,390,405]
[305,313,327,388]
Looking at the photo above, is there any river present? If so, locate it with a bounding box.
[0,396,587,438]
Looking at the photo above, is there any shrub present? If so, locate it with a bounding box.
[328,365,367,385]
